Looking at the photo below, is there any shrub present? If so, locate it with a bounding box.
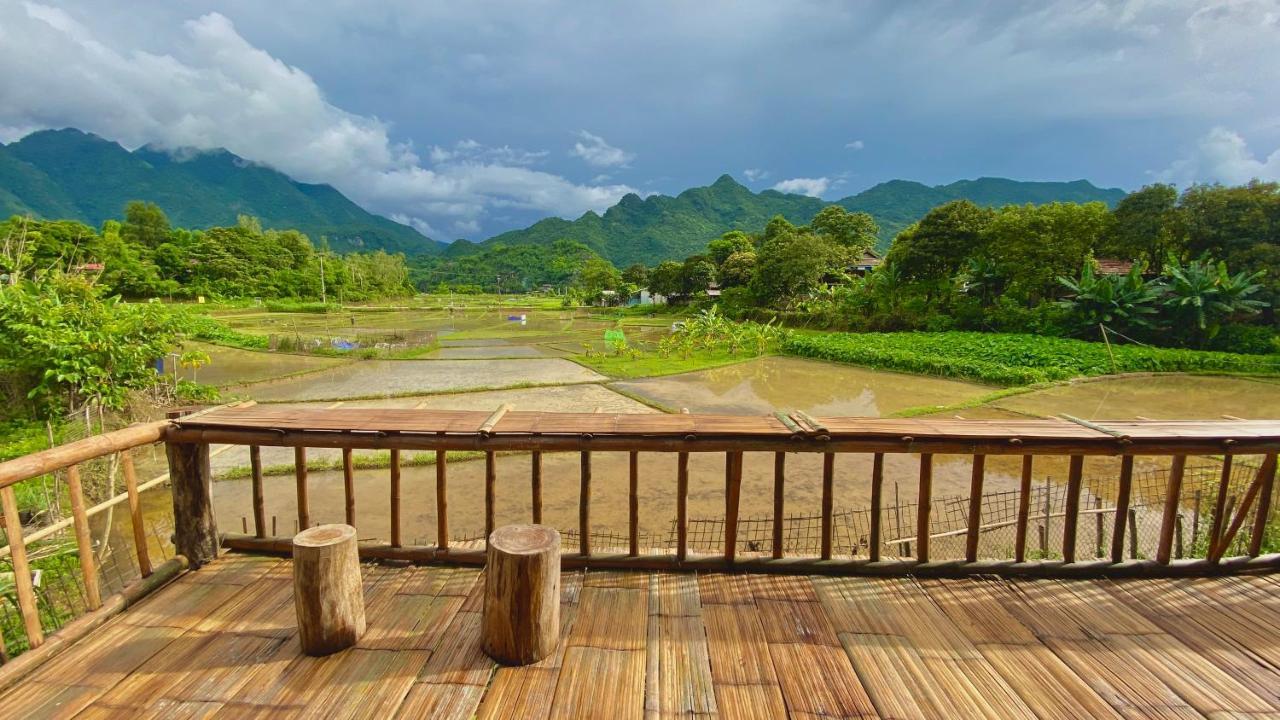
[1207,324,1276,355]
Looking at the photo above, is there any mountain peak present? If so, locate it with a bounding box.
[711,173,745,189]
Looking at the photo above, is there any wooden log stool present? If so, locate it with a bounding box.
[482,524,561,665]
[292,524,365,656]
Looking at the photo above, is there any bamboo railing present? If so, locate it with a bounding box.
[162,405,1279,578]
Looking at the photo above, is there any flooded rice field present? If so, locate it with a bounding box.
[166,342,348,387]
[993,374,1280,419]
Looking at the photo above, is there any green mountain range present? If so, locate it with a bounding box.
[0,129,436,254]
[466,174,1127,266]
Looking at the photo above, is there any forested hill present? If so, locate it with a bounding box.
[467,175,1127,266]
[0,129,438,255]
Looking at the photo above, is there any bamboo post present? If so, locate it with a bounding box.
[1207,456,1232,560]
[628,451,639,557]
[1014,456,1032,563]
[772,452,785,559]
[390,449,401,548]
[1111,456,1134,562]
[869,453,884,562]
[1175,514,1184,559]
[965,455,986,562]
[120,451,152,576]
[1062,456,1084,563]
[725,451,743,562]
[676,452,689,562]
[294,447,310,531]
[531,450,543,524]
[579,451,591,556]
[1190,489,1201,552]
[250,446,266,539]
[1248,453,1277,557]
[167,442,218,568]
[1157,455,1187,564]
[436,433,448,550]
[293,524,365,656]
[486,451,497,543]
[916,454,933,562]
[894,481,909,557]
[1128,508,1138,559]
[1094,496,1104,558]
[482,524,560,665]
[342,448,356,527]
[1041,475,1052,554]
[65,465,101,610]
[821,452,835,560]
[1,486,43,647]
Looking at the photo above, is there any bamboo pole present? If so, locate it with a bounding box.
[916,454,933,562]
[579,451,591,556]
[677,452,689,562]
[725,451,743,563]
[390,449,401,548]
[1015,456,1033,563]
[531,450,543,524]
[821,452,835,560]
[1111,456,1134,562]
[628,451,639,557]
[120,451,151,576]
[0,486,43,647]
[1128,508,1138,559]
[436,435,448,550]
[294,447,310,531]
[342,447,356,527]
[250,446,266,539]
[869,453,884,562]
[1157,455,1187,564]
[66,465,101,611]
[1062,456,1084,563]
[1248,454,1278,557]
[772,452,785,559]
[486,451,497,542]
[965,455,986,562]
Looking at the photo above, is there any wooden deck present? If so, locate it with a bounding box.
[5,552,1280,719]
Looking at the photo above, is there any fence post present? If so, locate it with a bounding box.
[1128,507,1138,559]
[166,440,219,567]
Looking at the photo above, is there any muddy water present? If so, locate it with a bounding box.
[995,375,1280,419]
[613,356,992,415]
[429,345,560,359]
[245,358,606,401]
[164,342,348,387]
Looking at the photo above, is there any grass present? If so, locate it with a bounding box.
[784,331,1280,387]
[217,449,489,479]
[571,349,761,379]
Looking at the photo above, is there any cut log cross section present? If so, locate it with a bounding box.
[292,523,366,656]
[482,524,561,665]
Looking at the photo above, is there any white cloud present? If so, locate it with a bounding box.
[1156,127,1280,185]
[844,140,864,150]
[743,168,769,182]
[0,4,637,240]
[569,130,634,168]
[771,177,829,198]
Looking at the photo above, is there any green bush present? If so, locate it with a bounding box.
[783,331,1280,386]
[1207,324,1276,355]
[262,300,340,313]
[182,314,269,349]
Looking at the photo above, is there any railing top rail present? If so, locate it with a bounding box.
[166,406,1280,456]
[0,421,168,490]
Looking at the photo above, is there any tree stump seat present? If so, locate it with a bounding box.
[482,524,561,665]
[292,523,365,656]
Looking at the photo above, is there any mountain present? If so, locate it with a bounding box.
[0,129,437,255]
[466,175,1128,266]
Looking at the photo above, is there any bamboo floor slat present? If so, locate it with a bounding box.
[3,551,1280,718]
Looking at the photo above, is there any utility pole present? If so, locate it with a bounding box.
[319,253,327,305]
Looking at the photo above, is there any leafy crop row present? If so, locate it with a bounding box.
[783,331,1280,386]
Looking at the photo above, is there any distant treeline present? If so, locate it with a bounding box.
[0,201,413,301]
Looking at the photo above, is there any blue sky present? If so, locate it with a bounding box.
[1,1,1278,241]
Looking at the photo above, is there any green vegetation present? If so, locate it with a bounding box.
[0,129,435,254]
[410,240,621,299]
[573,348,756,379]
[219,449,487,479]
[784,332,1280,386]
[467,174,1124,266]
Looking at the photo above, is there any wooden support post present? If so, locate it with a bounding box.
[821,452,834,560]
[1095,496,1104,559]
[916,454,933,562]
[725,451,743,563]
[294,446,310,531]
[1207,456,1233,560]
[1175,514,1184,559]
[167,442,218,568]
[579,451,591,556]
[1248,453,1277,557]
[482,524,561,665]
[1062,455,1084,563]
[1,486,43,647]
[65,465,101,610]
[1190,489,1201,551]
[1157,455,1187,564]
[342,448,356,527]
[869,453,884,562]
[965,454,986,563]
[1111,456,1134,563]
[531,450,543,524]
[628,451,639,557]
[485,451,497,543]
[250,446,266,540]
[120,451,152,576]
[676,452,689,562]
[1042,475,1052,554]
[292,524,365,656]
[436,435,448,550]
[390,449,401,548]
[1014,455,1033,563]
[772,452,785,559]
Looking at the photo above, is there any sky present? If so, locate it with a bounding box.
[0,1,1278,241]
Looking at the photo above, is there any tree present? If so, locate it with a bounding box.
[719,251,757,288]
[810,206,878,253]
[1057,262,1160,336]
[622,263,649,287]
[708,231,754,266]
[575,256,621,296]
[120,201,172,249]
[884,200,994,284]
[1162,256,1266,348]
[987,202,1112,303]
[750,231,841,309]
[680,255,716,295]
[1102,184,1183,273]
